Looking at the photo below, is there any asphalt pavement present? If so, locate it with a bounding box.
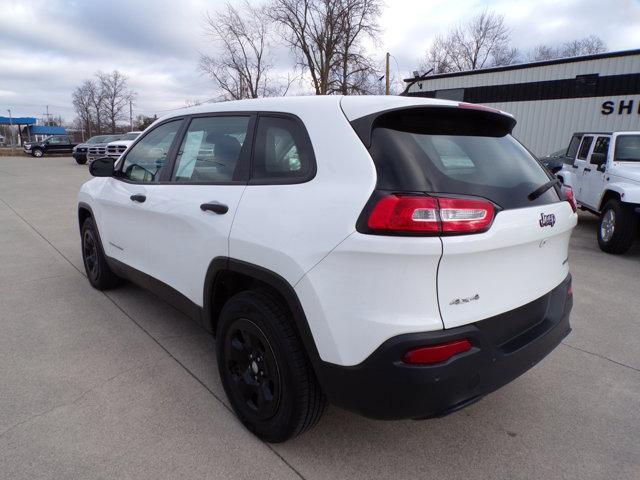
[0,156,638,479]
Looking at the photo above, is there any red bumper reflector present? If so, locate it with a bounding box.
[402,339,472,365]
[562,185,577,213]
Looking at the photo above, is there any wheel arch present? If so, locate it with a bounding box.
[78,202,94,231]
[203,258,323,372]
[599,189,622,211]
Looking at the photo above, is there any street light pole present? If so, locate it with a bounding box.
[385,52,390,95]
[7,109,13,155]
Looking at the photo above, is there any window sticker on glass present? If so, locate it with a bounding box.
[175,130,205,179]
[431,137,476,169]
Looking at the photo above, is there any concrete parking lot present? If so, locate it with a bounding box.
[1,155,639,479]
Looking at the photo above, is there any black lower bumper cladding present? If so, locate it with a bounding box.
[317,275,572,420]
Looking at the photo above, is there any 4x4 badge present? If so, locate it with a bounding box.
[539,213,556,227]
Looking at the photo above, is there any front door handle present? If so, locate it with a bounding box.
[200,202,229,214]
[583,167,591,173]
[130,194,146,203]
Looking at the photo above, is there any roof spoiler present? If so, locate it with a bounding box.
[350,104,517,148]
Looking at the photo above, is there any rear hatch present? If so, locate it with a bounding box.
[350,103,577,329]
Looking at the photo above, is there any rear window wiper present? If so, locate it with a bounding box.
[528,178,560,201]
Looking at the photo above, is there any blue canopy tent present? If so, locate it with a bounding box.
[0,116,36,146]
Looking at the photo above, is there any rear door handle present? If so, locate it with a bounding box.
[583,167,591,172]
[130,194,146,203]
[571,164,578,169]
[200,202,229,214]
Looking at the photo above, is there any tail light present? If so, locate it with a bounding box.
[402,339,472,365]
[562,185,577,213]
[367,194,495,235]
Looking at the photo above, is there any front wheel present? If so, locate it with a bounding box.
[75,157,87,165]
[597,199,638,254]
[81,218,122,289]
[216,289,326,442]
[32,148,43,157]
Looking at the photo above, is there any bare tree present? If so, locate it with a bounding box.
[527,35,607,62]
[270,0,382,95]
[99,71,135,133]
[332,0,383,95]
[421,10,519,74]
[86,79,105,134]
[72,80,95,136]
[200,1,289,100]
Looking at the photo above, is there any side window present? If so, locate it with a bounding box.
[172,116,250,183]
[49,137,62,144]
[120,120,182,183]
[590,137,610,164]
[566,135,581,159]
[577,136,593,160]
[252,116,315,182]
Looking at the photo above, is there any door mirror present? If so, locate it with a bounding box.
[89,157,115,177]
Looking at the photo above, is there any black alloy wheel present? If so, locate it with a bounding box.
[83,228,100,283]
[224,318,281,421]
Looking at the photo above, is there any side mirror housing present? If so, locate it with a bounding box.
[89,157,115,177]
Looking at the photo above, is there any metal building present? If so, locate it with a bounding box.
[403,49,640,156]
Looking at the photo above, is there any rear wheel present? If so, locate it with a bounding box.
[32,148,43,157]
[81,217,122,289]
[597,199,637,254]
[216,289,326,442]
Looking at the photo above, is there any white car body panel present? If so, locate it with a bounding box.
[295,233,442,365]
[143,184,246,305]
[438,202,576,329]
[229,99,376,286]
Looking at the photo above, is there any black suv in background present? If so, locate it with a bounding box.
[24,135,77,157]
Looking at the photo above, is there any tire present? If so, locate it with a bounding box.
[216,289,326,442]
[32,148,43,157]
[81,217,122,289]
[75,157,87,165]
[597,199,638,254]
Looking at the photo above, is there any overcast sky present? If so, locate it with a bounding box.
[1,0,639,122]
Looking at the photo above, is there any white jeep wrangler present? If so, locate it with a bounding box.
[558,132,640,254]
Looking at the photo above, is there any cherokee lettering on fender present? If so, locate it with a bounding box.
[539,213,556,227]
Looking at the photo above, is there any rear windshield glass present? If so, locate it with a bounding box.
[614,135,640,162]
[363,108,559,210]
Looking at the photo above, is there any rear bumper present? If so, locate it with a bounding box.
[317,274,572,420]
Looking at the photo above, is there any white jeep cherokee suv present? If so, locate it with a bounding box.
[77,96,577,442]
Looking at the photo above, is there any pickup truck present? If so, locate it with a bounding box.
[24,135,77,157]
[558,131,640,254]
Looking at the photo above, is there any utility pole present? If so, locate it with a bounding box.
[385,52,390,95]
[7,109,13,154]
[129,99,133,132]
[42,105,53,126]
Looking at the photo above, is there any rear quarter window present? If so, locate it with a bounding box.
[358,107,559,210]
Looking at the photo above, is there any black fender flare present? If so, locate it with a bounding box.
[202,257,325,376]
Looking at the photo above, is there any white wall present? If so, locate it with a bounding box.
[490,95,640,155]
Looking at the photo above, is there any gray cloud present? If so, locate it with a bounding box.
[1,0,638,121]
